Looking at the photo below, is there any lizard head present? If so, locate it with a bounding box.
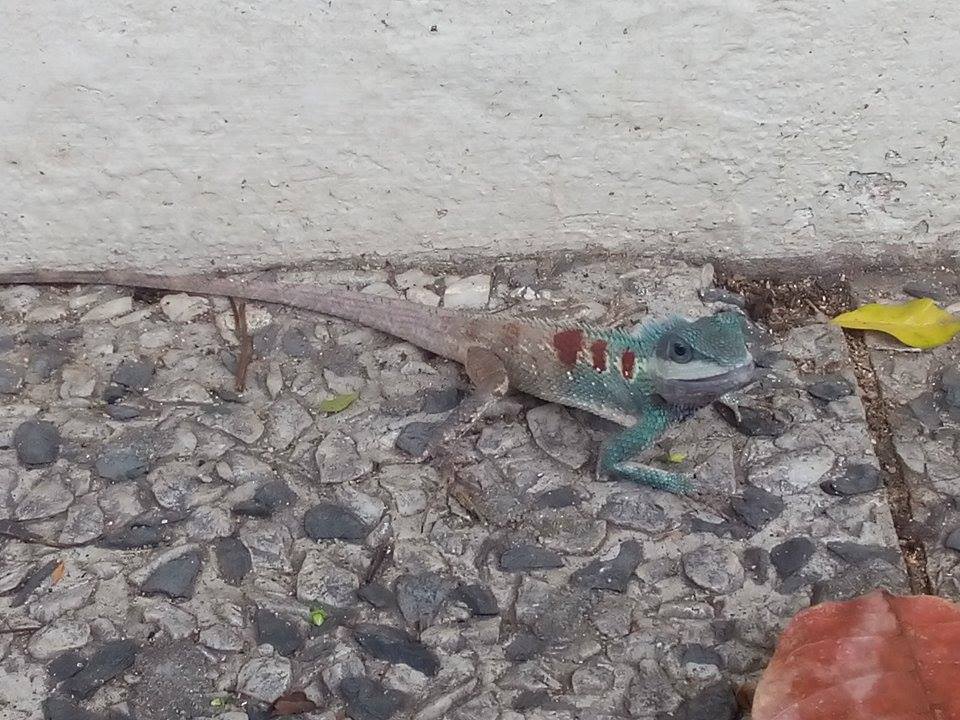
[647,312,755,408]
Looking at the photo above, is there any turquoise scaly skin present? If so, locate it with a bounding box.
[531,313,756,493]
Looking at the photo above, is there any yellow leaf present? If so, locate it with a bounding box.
[831,298,960,349]
[667,451,687,464]
[319,392,358,413]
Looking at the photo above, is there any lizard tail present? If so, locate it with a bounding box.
[0,270,466,360]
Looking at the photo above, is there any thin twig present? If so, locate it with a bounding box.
[229,297,254,392]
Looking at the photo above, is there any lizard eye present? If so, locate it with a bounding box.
[669,341,692,363]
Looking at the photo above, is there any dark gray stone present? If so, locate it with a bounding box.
[903,281,955,302]
[99,524,165,550]
[28,348,69,383]
[715,403,787,437]
[105,405,141,421]
[358,582,395,610]
[0,361,24,394]
[673,681,738,720]
[102,384,125,404]
[454,584,499,616]
[47,651,86,681]
[340,677,405,720]
[111,359,155,391]
[771,537,816,579]
[908,391,942,431]
[233,480,297,518]
[62,639,138,699]
[43,696,96,720]
[505,632,544,662]
[254,608,303,658]
[730,486,784,530]
[699,288,746,307]
[394,421,437,457]
[826,541,899,565]
[944,528,960,552]
[534,485,580,509]
[742,546,769,584]
[281,326,313,358]
[140,552,201,599]
[499,545,564,572]
[681,644,724,668]
[14,420,60,466]
[806,375,854,401]
[354,624,440,676]
[394,572,453,627]
[420,387,461,414]
[95,445,150,482]
[821,463,881,496]
[570,541,642,592]
[303,503,369,542]
[216,536,252,585]
[942,366,960,409]
[11,558,60,608]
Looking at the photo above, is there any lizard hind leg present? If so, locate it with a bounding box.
[421,346,510,460]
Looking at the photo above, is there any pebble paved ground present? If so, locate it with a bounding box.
[0,256,935,720]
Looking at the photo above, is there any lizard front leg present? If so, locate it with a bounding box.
[599,408,691,494]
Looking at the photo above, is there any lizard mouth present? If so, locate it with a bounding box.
[654,361,757,407]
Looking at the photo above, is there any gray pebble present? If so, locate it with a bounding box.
[140,551,202,599]
[730,485,784,530]
[673,681,738,720]
[505,632,544,662]
[236,655,291,704]
[14,477,73,521]
[354,623,440,676]
[499,545,564,572]
[821,463,881,496]
[254,608,303,658]
[0,361,24,394]
[941,366,960,409]
[395,572,453,627]
[394,421,437,457]
[215,536,252,585]
[806,375,854,401]
[770,537,816,579]
[454,584,499,616]
[946,528,960,552]
[281,326,314,357]
[340,676,406,720]
[62,639,137,699]
[42,696,95,720]
[570,541,643,593]
[715,403,787,437]
[14,420,60,466]
[534,485,580,509]
[111,359,155,392]
[681,546,744,594]
[303,503,369,542]
[420,387,461,414]
[95,445,150,482]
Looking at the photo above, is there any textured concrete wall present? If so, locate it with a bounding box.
[2,1,958,271]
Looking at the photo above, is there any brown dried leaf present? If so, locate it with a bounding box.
[50,561,66,585]
[270,690,317,717]
[753,589,960,719]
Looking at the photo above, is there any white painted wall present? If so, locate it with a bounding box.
[1,1,958,271]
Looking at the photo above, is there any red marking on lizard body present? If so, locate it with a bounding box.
[620,350,636,379]
[590,340,607,372]
[552,329,583,366]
